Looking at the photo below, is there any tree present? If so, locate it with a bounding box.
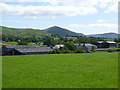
[91,46,96,52]
[75,48,84,53]
[64,42,77,51]
[114,38,118,42]
[69,38,73,42]
[43,36,56,47]
[63,37,68,42]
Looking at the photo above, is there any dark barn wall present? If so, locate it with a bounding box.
[109,43,117,48]
[9,49,22,55]
[93,42,116,48]
[2,46,22,56]
[101,43,109,48]
[2,49,22,56]
[94,43,109,48]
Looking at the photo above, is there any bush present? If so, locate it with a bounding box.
[49,49,61,54]
[48,51,52,54]
[107,49,113,52]
[55,49,61,54]
[75,48,84,53]
[61,47,73,53]
[22,52,27,55]
[49,47,74,54]
[91,46,96,52]
[116,49,120,52]
[117,43,120,48]
[60,49,66,54]
[17,41,28,45]
[64,49,72,53]
[51,50,56,54]
[64,42,77,51]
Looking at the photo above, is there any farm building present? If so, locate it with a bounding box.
[93,41,117,48]
[75,43,97,49]
[75,43,96,53]
[53,45,64,49]
[1,45,53,56]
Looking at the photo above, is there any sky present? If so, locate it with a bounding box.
[0,0,119,35]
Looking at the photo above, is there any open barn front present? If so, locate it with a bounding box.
[93,41,117,48]
[97,43,109,48]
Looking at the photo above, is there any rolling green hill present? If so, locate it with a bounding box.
[1,26,118,39]
[43,26,84,37]
[1,26,51,38]
[1,26,84,39]
[87,33,118,39]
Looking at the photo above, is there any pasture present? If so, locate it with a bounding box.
[2,41,44,46]
[2,52,118,88]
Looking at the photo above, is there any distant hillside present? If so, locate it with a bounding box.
[87,33,118,39]
[1,26,51,38]
[43,26,84,37]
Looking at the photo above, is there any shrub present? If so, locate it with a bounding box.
[48,51,52,54]
[49,47,73,54]
[64,42,77,51]
[61,47,73,53]
[49,49,61,54]
[75,48,84,53]
[60,49,66,54]
[107,49,113,52]
[116,49,120,52]
[22,52,27,55]
[55,49,61,54]
[117,43,120,48]
[64,49,72,53]
[91,46,96,52]
[17,41,28,45]
[51,50,56,54]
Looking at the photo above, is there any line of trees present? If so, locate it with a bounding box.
[3,34,116,47]
[48,41,85,54]
[2,34,44,43]
[43,36,106,47]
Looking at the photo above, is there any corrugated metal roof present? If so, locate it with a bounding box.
[75,43,96,46]
[96,41,116,44]
[96,41,103,43]
[105,41,116,43]
[4,45,53,53]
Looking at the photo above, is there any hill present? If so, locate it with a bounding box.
[43,26,84,37]
[1,26,51,38]
[87,33,118,39]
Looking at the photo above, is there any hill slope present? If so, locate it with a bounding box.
[1,26,51,38]
[87,33,118,39]
[44,26,84,37]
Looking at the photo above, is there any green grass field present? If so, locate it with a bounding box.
[2,52,118,88]
[2,41,44,46]
[2,41,18,45]
[96,48,120,51]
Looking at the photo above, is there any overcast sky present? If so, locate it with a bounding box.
[0,0,118,35]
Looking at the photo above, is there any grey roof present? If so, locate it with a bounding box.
[4,45,53,53]
[75,43,96,46]
[96,41,103,43]
[96,41,116,44]
[105,41,116,44]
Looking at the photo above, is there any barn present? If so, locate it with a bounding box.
[93,41,117,48]
[1,45,53,56]
[53,45,64,49]
[75,43,97,49]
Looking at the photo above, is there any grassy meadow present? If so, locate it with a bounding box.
[2,52,118,88]
[1,41,44,46]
